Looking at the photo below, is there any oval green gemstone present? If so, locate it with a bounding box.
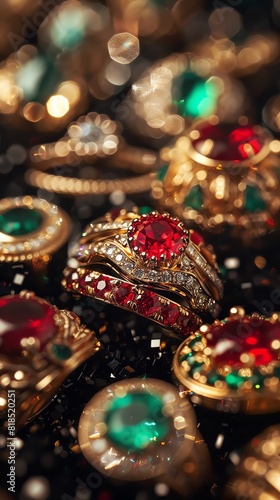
[245,185,266,212]
[172,71,219,118]
[0,207,43,236]
[105,392,171,451]
[51,343,72,361]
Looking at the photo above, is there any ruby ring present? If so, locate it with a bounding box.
[0,290,101,430]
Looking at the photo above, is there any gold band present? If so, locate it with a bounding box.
[62,267,202,338]
[26,111,160,195]
[0,196,71,265]
[25,168,156,195]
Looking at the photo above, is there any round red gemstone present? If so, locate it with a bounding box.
[128,214,187,261]
[0,295,58,356]
[206,317,280,367]
[191,123,266,162]
[160,303,180,326]
[137,291,160,317]
[93,275,112,298]
[115,283,136,305]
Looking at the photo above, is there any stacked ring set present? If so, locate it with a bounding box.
[62,208,223,336]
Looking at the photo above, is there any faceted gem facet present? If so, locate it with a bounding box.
[160,303,180,325]
[115,283,136,305]
[51,343,72,360]
[105,392,171,451]
[0,207,43,236]
[128,213,187,262]
[137,291,160,317]
[93,276,112,298]
[172,71,219,118]
[0,295,58,356]
[191,123,266,162]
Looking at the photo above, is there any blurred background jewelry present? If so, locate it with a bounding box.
[0,195,71,267]
[223,424,280,500]
[172,306,280,414]
[25,112,160,195]
[0,290,101,430]
[152,116,280,239]
[78,377,197,480]
[128,52,246,141]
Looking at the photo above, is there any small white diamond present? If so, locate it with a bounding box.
[148,271,158,281]
[187,244,195,256]
[176,273,185,283]
[197,296,207,308]
[16,243,25,252]
[185,276,194,287]
[134,269,144,279]
[161,271,171,282]
[115,253,123,262]
[106,246,115,256]
[195,254,204,267]
[46,226,55,235]
[124,262,134,272]
[13,273,24,285]
[182,256,191,269]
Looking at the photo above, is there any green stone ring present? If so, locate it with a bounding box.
[78,378,197,481]
[0,196,71,265]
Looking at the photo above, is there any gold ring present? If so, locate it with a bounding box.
[0,196,71,266]
[78,377,197,481]
[25,112,160,195]
[172,306,280,414]
[153,116,280,238]
[78,209,223,307]
[0,290,101,430]
[62,267,202,337]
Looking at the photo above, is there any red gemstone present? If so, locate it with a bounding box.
[190,230,204,246]
[191,123,266,162]
[206,317,280,367]
[160,303,180,325]
[128,214,187,261]
[177,313,197,335]
[115,283,136,305]
[137,291,160,317]
[93,275,112,298]
[0,295,58,356]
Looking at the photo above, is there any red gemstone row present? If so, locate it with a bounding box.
[65,271,197,335]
